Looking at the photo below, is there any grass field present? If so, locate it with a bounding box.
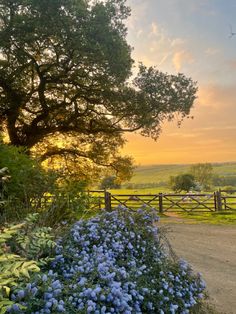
[108,187,171,194]
[127,162,236,185]
[178,211,236,225]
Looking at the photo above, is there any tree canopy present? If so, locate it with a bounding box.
[189,163,213,190]
[0,0,197,182]
[169,174,196,193]
[99,175,121,190]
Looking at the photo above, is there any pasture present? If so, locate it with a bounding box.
[126,162,236,186]
[178,211,236,224]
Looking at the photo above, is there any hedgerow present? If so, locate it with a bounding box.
[6,207,206,313]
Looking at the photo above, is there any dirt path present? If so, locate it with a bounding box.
[160,219,236,314]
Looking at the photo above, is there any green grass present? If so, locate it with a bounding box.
[130,164,190,184]
[108,187,171,194]
[127,162,236,185]
[178,211,236,225]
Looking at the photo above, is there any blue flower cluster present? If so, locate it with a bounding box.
[8,207,206,313]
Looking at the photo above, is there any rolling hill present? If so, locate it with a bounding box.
[127,162,236,185]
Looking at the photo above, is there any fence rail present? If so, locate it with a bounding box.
[221,196,236,210]
[88,190,236,213]
[160,193,216,213]
[2,190,235,216]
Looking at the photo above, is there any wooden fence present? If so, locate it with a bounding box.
[1,190,235,216]
[88,190,236,213]
[220,189,236,210]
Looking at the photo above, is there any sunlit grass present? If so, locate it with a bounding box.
[178,211,236,225]
[108,187,171,194]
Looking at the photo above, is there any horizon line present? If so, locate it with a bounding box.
[135,161,236,167]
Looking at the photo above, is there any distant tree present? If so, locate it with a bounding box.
[189,163,213,190]
[212,174,236,187]
[100,176,121,190]
[0,0,197,181]
[169,174,196,192]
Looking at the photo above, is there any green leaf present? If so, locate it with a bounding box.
[0,278,17,287]
[2,286,10,297]
[0,299,14,312]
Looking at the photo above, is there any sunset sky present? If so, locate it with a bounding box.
[122,0,236,165]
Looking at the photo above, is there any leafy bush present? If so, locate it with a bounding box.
[0,167,10,214]
[0,214,57,313]
[7,208,206,313]
[0,144,89,225]
[37,181,89,227]
[8,214,56,262]
[0,144,52,201]
[0,144,56,222]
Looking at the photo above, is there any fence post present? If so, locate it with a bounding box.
[214,191,217,211]
[105,191,111,211]
[159,193,163,213]
[215,190,222,211]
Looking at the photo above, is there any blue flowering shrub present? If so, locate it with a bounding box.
[7,207,206,313]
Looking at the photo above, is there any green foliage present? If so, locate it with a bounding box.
[169,173,196,192]
[0,167,10,214]
[0,300,16,314]
[0,214,57,312]
[0,143,56,222]
[0,256,40,289]
[0,0,197,180]
[212,175,236,187]
[38,181,89,227]
[0,144,51,200]
[0,221,38,312]
[99,175,121,189]
[190,163,213,190]
[0,144,89,226]
[9,214,56,262]
[0,166,10,191]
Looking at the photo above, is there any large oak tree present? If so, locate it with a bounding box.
[0,0,197,181]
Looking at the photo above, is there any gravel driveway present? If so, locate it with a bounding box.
[160,219,236,314]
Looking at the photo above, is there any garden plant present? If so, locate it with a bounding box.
[1,207,206,313]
